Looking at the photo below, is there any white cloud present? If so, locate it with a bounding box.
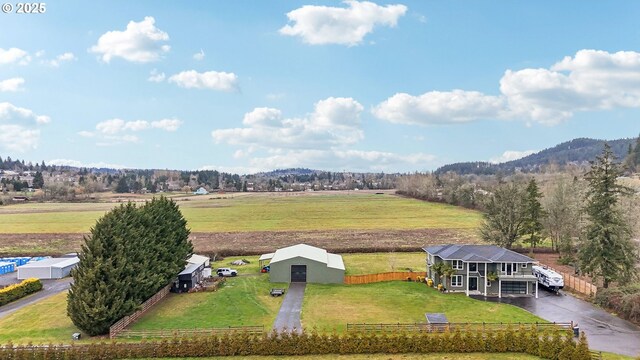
[280,0,407,46]
[372,90,506,125]
[0,47,31,65]
[0,77,25,92]
[89,16,170,63]
[94,118,182,134]
[490,150,537,164]
[168,70,238,91]
[374,49,640,126]
[193,49,205,61]
[151,118,182,131]
[0,102,49,152]
[211,97,435,172]
[48,159,129,169]
[148,69,166,82]
[213,97,364,150]
[44,52,77,67]
[77,131,95,137]
[0,102,51,124]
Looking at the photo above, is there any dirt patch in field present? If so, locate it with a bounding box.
[0,229,480,257]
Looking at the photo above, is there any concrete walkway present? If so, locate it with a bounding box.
[0,278,73,319]
[473,289,640,357]
[272,282,306,334]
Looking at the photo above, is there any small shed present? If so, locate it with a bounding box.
[266,244,345,284]
[17,257,79,280]
[188,254,210,267]
[172,255,207,293]
[193,187,208,195]
[0,261,15,275]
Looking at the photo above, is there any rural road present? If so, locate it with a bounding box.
[473,289,640,357]
[0,277,73,319]
[273,283,305,334]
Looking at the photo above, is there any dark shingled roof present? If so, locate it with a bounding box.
[423,244,535,263]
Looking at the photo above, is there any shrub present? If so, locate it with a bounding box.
[0,278,42,306]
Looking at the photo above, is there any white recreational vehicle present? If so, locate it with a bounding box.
[532,265,564,292]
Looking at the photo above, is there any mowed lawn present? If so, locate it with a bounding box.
[0,292,85,344]
[0,193,481,233]
[132,273,285,330]
[302,282,544,332]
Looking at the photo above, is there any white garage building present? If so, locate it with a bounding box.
[17,257,79,280]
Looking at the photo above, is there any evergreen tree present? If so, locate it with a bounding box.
[68,197,192,335]
[580,144,639,288]
[115,177,129,193]
[32,171,45,189]
[624,134,640,172]
[522,178,545,249]
[67,204,140,335]
[479,182,526,249]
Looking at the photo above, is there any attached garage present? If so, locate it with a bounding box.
[17,257,79,280]
[266,244,345,284]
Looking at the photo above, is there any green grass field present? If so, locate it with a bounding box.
[342,252,426,274]
[131,275,286,330]
[0,193,482,233]
[0,292,84,344]
[302,282,545,332]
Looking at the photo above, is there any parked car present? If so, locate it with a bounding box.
[216,267,238,277]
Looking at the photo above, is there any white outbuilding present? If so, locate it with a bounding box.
[17,257,79,280]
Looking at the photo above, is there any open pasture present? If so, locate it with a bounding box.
[0,192,482,256]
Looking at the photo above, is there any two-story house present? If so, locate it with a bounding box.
[424,244,538,298]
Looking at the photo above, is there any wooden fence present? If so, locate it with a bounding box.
[540,264,597,297]
[346,321,574,333]
[115,325,265,339]
[344,272,427,285]
[109,284,172,339]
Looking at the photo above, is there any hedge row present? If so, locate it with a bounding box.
[595,284,640,324]
[0,326,591,360]
[0,278,42,306]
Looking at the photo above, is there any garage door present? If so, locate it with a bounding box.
[501,281,527,295]
[291,265,307,282]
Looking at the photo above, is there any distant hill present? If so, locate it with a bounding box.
[256,168,318,177]
[436,137,637,175]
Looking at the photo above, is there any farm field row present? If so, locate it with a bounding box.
[0,193,482,234]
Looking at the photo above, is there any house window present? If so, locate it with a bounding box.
[451,260,463,270]
[469,262,477,272]
[486,279,491,287]
[451,275,463,287]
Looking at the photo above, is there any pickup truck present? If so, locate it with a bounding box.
[216,268,238,277]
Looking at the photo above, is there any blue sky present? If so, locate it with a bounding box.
[1,1,639,173]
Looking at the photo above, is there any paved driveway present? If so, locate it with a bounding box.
[473,289,640,357]
[272,282,306,334]
[0,278,73,319]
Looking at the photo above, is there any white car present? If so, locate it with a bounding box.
[216,267,238,277]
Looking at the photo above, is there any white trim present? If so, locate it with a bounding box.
[451,260,463,270]
[451,275,463,287]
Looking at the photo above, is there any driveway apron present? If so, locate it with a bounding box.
[273,282,306,334]
[473,289,640,357]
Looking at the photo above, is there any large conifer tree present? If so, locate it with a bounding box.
[68,197,192,335]
[580,144,639,288]
[522,178,545,249]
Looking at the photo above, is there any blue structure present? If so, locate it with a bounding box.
[0,261,16,275]
[0,257,31,266]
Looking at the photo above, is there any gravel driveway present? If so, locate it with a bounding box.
[473,289,640,357]
[272,282,305,334]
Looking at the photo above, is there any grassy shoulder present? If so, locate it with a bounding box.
[302,281,545,332]
[0,292,85,344]
[0,193,482,233]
